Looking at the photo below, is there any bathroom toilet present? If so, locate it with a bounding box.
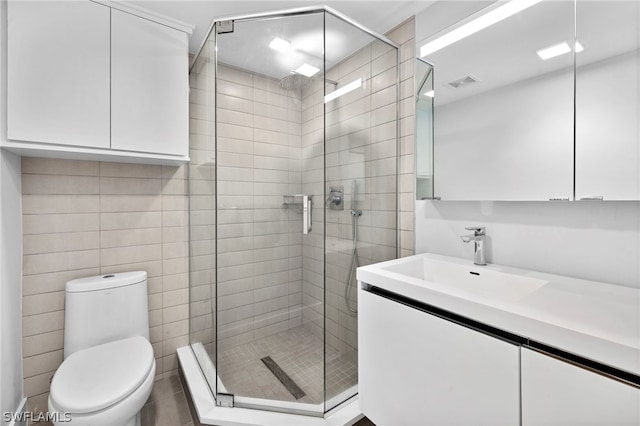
[48,272,156,426]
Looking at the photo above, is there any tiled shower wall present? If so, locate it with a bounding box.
[190,59,306,353]
[21,157,189,413]
[188,41,216,363]
[391,17,417,259]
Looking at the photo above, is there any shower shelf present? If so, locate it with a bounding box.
[282,194,313,234]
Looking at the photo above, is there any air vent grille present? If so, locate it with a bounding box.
[447,74,480,89]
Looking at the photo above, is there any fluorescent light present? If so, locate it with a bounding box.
[424,90,434,98]
[324,78,362,103]
[420,0,543,57]
[536,41,571,60]
[574,41,584,53]
[269,37,291,52]
[295,64,320,77]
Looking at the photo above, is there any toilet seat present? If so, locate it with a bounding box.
[50,336,154,414]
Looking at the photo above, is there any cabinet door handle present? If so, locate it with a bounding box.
[579,196,604,201]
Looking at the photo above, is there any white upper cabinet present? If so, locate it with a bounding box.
[5,1,190,164]
[111,9,189,157]
[575,0,640,200]
[7,1,111,148]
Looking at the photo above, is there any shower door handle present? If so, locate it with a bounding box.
[302,195,312,234]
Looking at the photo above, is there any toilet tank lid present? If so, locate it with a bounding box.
[66,271,147,293]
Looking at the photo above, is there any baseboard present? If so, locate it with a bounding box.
[7,397,28,426]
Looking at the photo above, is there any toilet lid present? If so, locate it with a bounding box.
[50,336,154,414]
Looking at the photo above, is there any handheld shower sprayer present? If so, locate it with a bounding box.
[345,179,361,315]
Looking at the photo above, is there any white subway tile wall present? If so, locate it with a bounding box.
[21,157,189,414]
[387,17,416,258]
[188,41,216,373]
[218,62,303,352]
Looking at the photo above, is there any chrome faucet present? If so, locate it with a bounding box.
[460,226,487,266]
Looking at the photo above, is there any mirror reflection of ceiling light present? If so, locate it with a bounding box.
[536,41,585,60]
[536,42,571,59]
[420,0,543,57]
[324,78,362,103]
[269,37,291,52]
[295,64,320,77]
[424,90,435,98]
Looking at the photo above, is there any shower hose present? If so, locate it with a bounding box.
[345,209,362,315]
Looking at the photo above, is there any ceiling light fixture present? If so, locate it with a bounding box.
[324,78,362,104]
[424,90,435,98]
[536,41,571,60]
[574,41,584,53]
[269,37,291,52]
[295,64,320,77]
[420,0,543,57]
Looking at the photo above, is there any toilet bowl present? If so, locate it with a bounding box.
[48,336,155,426]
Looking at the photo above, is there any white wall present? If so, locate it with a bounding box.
[0,152,24,425]
[1,0,26,423]
[415,200,640,289]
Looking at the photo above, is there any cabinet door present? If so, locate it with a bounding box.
[359,289,520,426]
[522,348,640,425]
[7,1,110,148]
[111,9,188,156]
[574,0,640,201]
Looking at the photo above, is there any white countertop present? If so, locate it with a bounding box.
[357,253,640,377]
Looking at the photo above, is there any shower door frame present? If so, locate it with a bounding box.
[189,5,400,418]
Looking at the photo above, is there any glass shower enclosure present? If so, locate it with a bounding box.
[188,6,399,416]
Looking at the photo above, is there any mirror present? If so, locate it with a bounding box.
[416,0,640,201]
[416,58,434,200]
[575,1,640,200]
[421,0,575,200]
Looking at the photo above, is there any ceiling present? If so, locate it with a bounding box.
[127,0,437,55]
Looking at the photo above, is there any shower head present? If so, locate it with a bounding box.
[279,73,313,91]
[278,72,339,91]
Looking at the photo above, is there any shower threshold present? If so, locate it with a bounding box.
[177,345,362,426]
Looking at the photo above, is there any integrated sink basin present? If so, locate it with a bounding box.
[381,257,548,303]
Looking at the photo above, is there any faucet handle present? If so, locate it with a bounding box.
[465,226,485,236]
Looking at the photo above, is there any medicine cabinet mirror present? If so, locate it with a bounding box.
[415,0,639,201]
[416,58,434,200]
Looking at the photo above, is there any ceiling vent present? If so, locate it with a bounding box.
[447,74,480,89]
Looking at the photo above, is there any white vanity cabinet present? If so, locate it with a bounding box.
[359,289,520,426]
[7,1,111,148]
[111,9,188,157]
[521,348,640,425]
[6,1,189,164]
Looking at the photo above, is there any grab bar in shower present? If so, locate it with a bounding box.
[282,194,313,234]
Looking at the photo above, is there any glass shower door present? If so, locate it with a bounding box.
[214,12,327,415]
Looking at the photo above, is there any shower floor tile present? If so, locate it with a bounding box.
[217,326,358,405]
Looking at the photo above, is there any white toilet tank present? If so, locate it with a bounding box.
[63,271,149,358]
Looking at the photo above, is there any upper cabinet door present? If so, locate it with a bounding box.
[423,1,575,201]
[111,9,189,157]
[575,1,640,201]
[7,1,110,148]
